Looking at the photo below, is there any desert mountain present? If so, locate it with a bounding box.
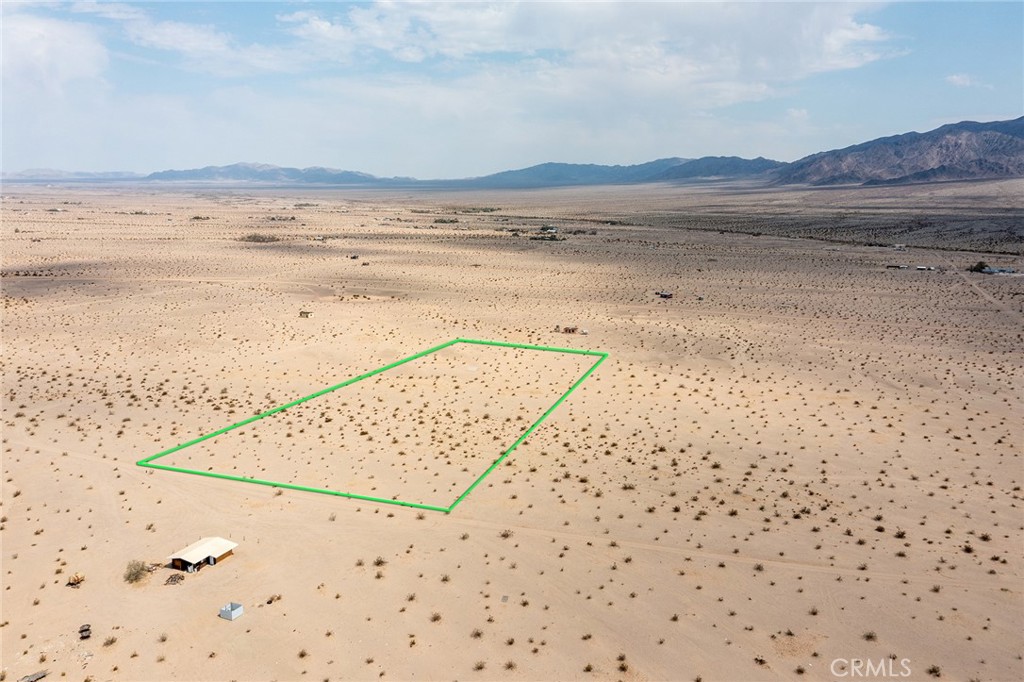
[137,156,778,188]
[461,158,692,188]
[7,118,1022,187]
[145,162,386,184]
[775,117,1024,186]
[462,156,793,187]
[649,156,784,181]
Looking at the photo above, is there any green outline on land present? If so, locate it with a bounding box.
[136,338,607,513]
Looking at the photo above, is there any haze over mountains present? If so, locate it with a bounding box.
[6,117,1022,188]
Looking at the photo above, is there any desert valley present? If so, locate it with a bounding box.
[2,179,1022,681]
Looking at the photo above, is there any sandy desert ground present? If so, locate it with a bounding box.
[2,181,1022,681]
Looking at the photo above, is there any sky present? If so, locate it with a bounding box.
[2,1,1022,178]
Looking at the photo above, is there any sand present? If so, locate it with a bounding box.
[2,181,1021,681]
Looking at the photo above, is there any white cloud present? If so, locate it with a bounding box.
[273,2,899,78]
[74,1,301,75]
[1,12,108,94]
[787,108,810,123]
[945,73,992,89]
[273,1,901,133]
[38,3,905,91]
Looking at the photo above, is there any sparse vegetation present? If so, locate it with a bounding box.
[4,175,1021,682]
[123,560,147,584]
[239,233,280,243]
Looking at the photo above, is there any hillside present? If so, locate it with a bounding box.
[775,117,1024,186]
[145,162,384,184]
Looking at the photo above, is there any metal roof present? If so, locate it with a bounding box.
[169,537,237,564]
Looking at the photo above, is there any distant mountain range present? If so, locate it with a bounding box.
[144,162,395,184]
[5,117,1022,188]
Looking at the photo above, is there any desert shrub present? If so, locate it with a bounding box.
[124,560,147,584]
[238,233,280,243]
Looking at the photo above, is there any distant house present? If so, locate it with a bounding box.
[169,537,237,573]
[219,602,244,621]
[540,225,559,234]
[982,266,1016,275]
[655,291,673,299]
[299,310,313,318]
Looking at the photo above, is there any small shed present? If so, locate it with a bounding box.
[169,537,237,573]
[219,602,244,621]
[299,310,313,318]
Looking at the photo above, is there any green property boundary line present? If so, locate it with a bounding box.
[136,338,607,513]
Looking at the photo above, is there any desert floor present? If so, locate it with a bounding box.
[2,181,1022,681]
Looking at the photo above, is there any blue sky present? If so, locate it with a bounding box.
[3,1,1021,177]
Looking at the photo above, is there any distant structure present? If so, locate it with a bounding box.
[169,537,237,573]
[299,310,313,318]
[655,291,673,299]
[219,602,244,621]
[540,225,559,234]
[982,266,1016,274]
[893,244,907,251]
